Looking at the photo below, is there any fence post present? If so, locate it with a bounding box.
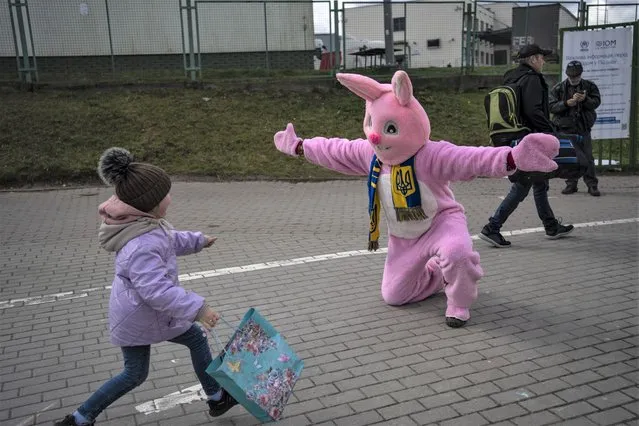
[471,0,476,72]
[383,0,394,67]
[181,0,198,82]
[523,2,529,47]
[187,0,196,81]
[104,0,115,75]
[464,3,472,74]
[263,1,270,73]
[584,4,589,27]
[9,0,37,83]
[403,2,406,68]
[333,0,340,71]
[630,21,638,170]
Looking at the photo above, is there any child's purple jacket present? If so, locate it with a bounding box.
[108,228,206,346]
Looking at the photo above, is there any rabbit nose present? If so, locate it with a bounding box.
[369,133,381,145]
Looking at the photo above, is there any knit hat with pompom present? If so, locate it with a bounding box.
[98,147,171,213]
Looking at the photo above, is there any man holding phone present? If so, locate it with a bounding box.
[550,60,602,196]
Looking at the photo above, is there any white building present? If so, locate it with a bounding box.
[340,1,578,70]
[478,2,524,65]
[342,0,499,69]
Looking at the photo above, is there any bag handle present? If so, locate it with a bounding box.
[202,316,237,354]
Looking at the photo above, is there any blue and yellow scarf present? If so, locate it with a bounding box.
[367,155,427,251]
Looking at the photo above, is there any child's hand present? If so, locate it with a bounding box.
[197,305,220,329]
[204,236,217,248]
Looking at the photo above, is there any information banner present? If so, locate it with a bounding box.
[562,27,634,139]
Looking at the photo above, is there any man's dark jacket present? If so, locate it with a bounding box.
[504,63,555,133]
[549,78,601,134]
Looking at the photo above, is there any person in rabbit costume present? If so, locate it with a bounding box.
[274,71,559,327]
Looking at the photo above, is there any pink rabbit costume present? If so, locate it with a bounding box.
[274,71,559,327]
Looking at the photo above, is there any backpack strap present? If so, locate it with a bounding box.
[507,73,528,120]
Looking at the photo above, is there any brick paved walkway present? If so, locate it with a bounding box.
[1,176,637,426]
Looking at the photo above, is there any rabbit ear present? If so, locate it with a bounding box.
[391,71,413,106]
[336,73,386,101]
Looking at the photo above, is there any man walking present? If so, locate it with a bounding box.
[480,44,574,248]
[550,60,601,196]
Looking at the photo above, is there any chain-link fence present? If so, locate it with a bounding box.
[586,2,639,26]
[1,0,331,83]
[6,0,631,85]
[473,1,582,74]
[341,1,466,70]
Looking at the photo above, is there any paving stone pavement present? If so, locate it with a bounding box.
[0,175,637,426]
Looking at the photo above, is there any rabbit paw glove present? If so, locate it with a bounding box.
[511,133,559,173]
[274,123,302,157]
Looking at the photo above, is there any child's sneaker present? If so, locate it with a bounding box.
[54,414,94,426]
[208,390,239,417]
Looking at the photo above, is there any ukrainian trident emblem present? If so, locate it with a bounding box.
[369,202,378,233]
[394,166,415,197]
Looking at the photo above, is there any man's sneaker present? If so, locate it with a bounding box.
[588,185,601,196]
[562,182,578,194]
[546,221,574,239]
[54,415,94,426]
[208,390,239,417]
[479,225,511,248]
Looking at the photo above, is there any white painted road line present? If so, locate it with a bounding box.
[14,402,57,426]
[134,384,206,415]
[1,217,637,310]
[179,249,383,282]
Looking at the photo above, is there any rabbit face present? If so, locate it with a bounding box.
[337,71,431,165]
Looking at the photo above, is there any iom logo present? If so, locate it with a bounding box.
[579,40,589,51]
[596,40,616,49]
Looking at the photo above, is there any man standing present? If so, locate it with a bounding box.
[550,60,602,196]
[480,44,574,248]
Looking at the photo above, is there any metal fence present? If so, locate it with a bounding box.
[2,0,617,84]
[337,0,587,75]
[1,0,333,83]
[586,3,639,26]
[473,1,583,70]
[340,1,466,70]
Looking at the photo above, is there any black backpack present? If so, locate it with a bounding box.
[484,77,531,147]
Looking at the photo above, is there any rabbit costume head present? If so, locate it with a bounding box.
[336,71,430,165]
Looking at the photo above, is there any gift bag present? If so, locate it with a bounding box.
[205,308,304,423]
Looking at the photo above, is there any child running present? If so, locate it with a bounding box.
[55,147,238,425]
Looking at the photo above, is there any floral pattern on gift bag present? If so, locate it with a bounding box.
[246,363,300,420]
[206,308,304,423]
[228,319,277,356]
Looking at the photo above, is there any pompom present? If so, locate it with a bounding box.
[98,147,134,186]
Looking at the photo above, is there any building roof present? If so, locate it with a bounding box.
[477,27,512,45]
[512,2,578,21]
